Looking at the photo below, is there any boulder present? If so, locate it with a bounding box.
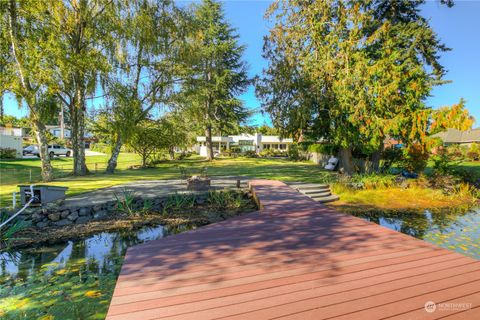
[60,210,70,218]
[93,210,107,219]
[48,213,60,222]
[67,211,79,221]
[36,221,49,228]
[78,207,91,216]
[76,216,90,224]
[32,213,43,222]
[54,219,72,226]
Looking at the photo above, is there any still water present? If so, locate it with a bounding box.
[0,224,193,320]
[1,209,479,319]
[351,208,480,260]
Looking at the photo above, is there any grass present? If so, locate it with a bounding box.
[1,154,476,212]
[0,154,333,207]
[331,184,476,213]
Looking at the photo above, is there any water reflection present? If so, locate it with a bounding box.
[352,208,480,260]
[0,223,193,319]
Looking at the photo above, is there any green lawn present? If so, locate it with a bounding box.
[0,154,333,208]
[1,154,476,211]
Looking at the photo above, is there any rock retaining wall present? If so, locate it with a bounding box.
[11,193,210,229]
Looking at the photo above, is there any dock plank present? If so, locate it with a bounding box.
[106,180,480,320]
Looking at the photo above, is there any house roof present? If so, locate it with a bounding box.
[432,128,480,143]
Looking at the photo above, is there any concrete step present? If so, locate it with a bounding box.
[312,194,340,203]
[302,188,330,195]
[304,191,331,198]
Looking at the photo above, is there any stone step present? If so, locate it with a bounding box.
[304,191,331,198]
[301,188,330,195]
[290,183,330,190]
[312,194,340,203]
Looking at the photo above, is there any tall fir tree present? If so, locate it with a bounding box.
[176,0,249,160]
[258,0,450,174]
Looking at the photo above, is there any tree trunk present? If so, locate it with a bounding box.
[339,146,355,176]
[205,125,214,161]
[371,143,384,173]
[169,147,175,160]
[106,135,122,174]
[72,77,88,175]
[32,119,53,182]
[142,153,147,167]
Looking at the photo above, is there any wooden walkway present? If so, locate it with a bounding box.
[106,180,480,320]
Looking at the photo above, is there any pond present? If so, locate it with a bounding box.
[351,207,480,260]
[0,224,193,320]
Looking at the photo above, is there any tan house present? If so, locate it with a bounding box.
[431,128,480,146]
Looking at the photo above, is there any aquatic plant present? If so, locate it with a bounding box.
[114,189,136,216]
[0,211,28,252]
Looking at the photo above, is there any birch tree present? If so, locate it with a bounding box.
[1,0,58,181]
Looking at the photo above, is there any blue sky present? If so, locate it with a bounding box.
[3,0,479,127]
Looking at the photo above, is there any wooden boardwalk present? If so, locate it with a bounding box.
[106,180,480,320]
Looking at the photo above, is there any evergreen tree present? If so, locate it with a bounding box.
[259,0,451,174]
[176,0,249,160]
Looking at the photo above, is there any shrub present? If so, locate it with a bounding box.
[467,151,479,161]
[89,142,111,154]
[259,149,273,157]
[0,148,17,159]
[400,144,429,173]
[348,174,397,189]
[430,152,461,176]
[381,147,403,172]
[467,143,480,161]
[243,150,258,158]
[307,143,338,155]
[446,144,465,160]
[287,143,305,161]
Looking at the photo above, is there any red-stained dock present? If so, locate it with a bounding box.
[106,180,480,320]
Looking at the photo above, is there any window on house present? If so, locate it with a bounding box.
[279,144,287,150]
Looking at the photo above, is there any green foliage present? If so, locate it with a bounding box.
[401,144,430,173]
[347,174,398,190]
[467,143,480,161]
[381,147,404,171]
[243,150,258,158]
[287,143,302,161]
[307,144,338,155]
[114,189,136,216]
[89,143,111,154]
[259,149,285,158]
[0,115,30,128]
[0,211,28,251]
[258,0,451,173]
[208,190,249,209]
[0,148,17,159]
[175,0,250,159]
[163,193,197,214]
[430,99,475,134]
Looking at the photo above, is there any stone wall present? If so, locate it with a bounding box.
[12,193,210,229]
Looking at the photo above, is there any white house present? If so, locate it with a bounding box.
[195,133,293,157]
